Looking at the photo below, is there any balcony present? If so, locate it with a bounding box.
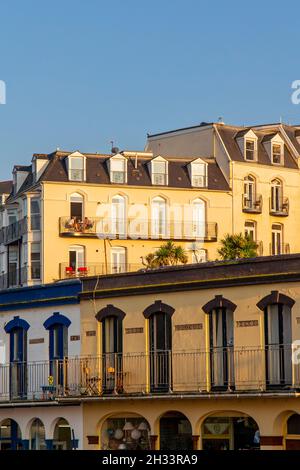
[59,262,143,279]
[269,197,289,216]
[242,194,262,213]
[269,243,290,256]
[0,345,298,402]
[82,218,218,241]
[60,217,100,237]
[0,218,28,245]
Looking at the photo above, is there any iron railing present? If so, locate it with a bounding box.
[59,262,144,279]
[0,345,299,402]
[91,218,218,241]
[0,216,41,245]
[242,194,262,213]
[269,243,290,256]
[59,217,100,236]
[269,197,289,216]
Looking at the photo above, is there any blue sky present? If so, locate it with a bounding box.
[0,0,300,179]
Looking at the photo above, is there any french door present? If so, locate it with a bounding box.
[149,313,172,392]
[152,197,167,238]
[192,199,205,239]
[10,328,27,399]
[264,304,292,387]
[210,308,234,389]
[102,316,123,393]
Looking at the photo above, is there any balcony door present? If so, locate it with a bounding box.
[151,197,167,238]
[244,176,255,209]
[271,179,282,212]
[111,247,126,274]
[271,224,282,255]
[210,308,234,389]
[264,304,292,387]
[149,313,172,392]
[9,328,27,399]
[192,198,205,239]
[68,245,85,274]
[102,316,123,393]
[111,195,125,237]
[70,193,83,222]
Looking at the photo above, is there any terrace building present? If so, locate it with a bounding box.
[0,255,300,450]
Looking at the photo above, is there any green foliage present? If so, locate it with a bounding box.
[218,233,258,260]
[142,241,188,269]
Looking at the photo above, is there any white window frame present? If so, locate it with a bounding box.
[109,156,127,184]
[110,246,126,273]
[151,196,167,237]
[151,158,168,186]
[244,220,256,241]
[271,142,283,165]
[244,139,257,161]
[67,156,86,182]
[191,162,207,187]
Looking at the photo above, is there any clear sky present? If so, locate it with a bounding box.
[0,0,300,179]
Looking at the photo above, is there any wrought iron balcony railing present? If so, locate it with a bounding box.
[0,346,299,402]
[242,194,262,213]
[59,262,144,279]
[269,243,290,256]
[59,217,218,241]
[0,216,40,245]
[60,217,100,237]
[269,197,289,216]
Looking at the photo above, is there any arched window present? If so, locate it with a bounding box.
[271,223,283,255]
[244,220,256,241]
[53,418,72,450]
[44,313,71,385]
[192,198,206,238]
[111,195,126,236]
[4,316,30,399]
[96,305,125,393]
[143,301,174,392]
[30,419,46,450]
[271,179,282,212]
[202,296,236,389]
[257,291,294,387]
[0,419,22,450]
[243,175,256,210]
[151,196,167,238]
[70,193,83,221]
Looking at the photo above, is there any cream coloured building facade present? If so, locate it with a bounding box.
[1,121,300,290]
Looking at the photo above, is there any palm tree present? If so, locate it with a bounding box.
[141,241,188,269]
[218,233,258,260]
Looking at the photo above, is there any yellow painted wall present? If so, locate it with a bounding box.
[42,181,231,283]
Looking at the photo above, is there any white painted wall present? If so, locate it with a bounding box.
[0,404,83,449]
[0,303,81,364]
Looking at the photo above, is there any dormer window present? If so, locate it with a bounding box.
[67,153,86,182]
[109,156,127,184]
[236,129,258,162]
[189,159,207,187]
[245,140,256,161]
[151,157,168,185]
[272,143,283,165]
